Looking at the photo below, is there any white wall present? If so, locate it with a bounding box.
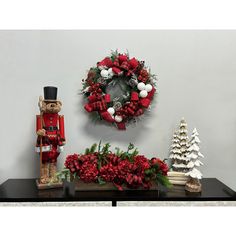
[0,30,235,190]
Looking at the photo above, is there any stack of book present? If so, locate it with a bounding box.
[167,171,189,185]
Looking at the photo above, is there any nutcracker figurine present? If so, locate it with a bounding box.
[35,86,66,189]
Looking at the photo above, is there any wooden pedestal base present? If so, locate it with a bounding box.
[36,179,63,190]
[73,180,158,191]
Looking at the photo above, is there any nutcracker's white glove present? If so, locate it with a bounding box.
[37,129,46,136]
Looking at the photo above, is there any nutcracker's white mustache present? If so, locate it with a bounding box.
[46,104,61,113]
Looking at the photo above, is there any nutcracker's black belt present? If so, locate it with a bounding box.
[44,126,58,131]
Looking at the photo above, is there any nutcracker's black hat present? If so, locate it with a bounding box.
[43,86,58,102]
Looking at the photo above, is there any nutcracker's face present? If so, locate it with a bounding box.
[41,101,62,113]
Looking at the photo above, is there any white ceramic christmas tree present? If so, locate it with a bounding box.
[185,128,204,192]
[169,130,181,161]
[172,118,190,172]
[167,118,190,185]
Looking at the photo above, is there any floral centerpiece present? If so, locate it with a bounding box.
[58,142,171,190]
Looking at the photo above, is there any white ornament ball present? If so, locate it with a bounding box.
[107,107,115,115]
[108,68,114,76]
[137,82,146,91]
[145,84,152,92]
[114,115,123,123]
[139,90,148,98]
[100,69,109,78]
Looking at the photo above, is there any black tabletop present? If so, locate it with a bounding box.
[0,178,235,203]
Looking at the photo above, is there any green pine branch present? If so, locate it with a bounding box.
[56,168,72,182]
[98,176,106,185]
[156,173,172,188]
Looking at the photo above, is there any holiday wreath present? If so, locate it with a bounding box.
[82,51,157,130]
[57,142,171,190]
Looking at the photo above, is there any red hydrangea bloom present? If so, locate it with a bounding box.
[117,159,133,178]
[64,154,80,173]
[134,155,150,171]
[80,161,98,183]
[106,153,121,166]
[79,153,98,163]
[99,163,118,182]
[126,173,143,188]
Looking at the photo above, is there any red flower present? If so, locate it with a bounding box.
[151,158,168,176]
[131,91,139,101]
[138,75,148,83]
[100,163,118,182]
[112,67,122,75]
[140,69,149,78]
[126,173,143,188]
[120,61,130,71]
[79,154,97,163]
[100,111,115,123]
[80,161,98,182]
[146,87,156,100]
[134,155,150,171]
[117,159,133,182]
[106,153,121,166]
[88,83,102,93]
[97,57,113,68]
[65,154,80,173]
[140,98,151,108]
[118,54,128,63]
[129,57,139,69]
[138,69,149,83]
